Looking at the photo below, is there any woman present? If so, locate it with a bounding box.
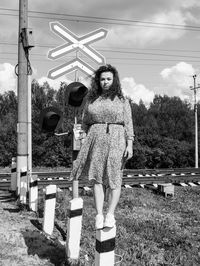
[70,64,134,229]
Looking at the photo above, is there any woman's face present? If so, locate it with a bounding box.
[100,71,114,92]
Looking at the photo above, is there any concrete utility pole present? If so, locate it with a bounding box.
[17,0,34,199]
[17,0,28,196]
[190,74,200,168]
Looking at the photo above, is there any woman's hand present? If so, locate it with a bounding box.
[79,130,87,145]
[124,140,133,160]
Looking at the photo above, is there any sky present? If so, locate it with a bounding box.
[0,0,200,105]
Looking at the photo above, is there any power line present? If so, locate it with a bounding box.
[1,48,200,60]
[98,47,200,53]
[21,17,200,32]
[1,53,200,64]
[0,7,200,31]
[0,7,200,29]
[27,9,200,30]
[99,49,200,59]
[1,41,200,54]
[1,56,199,67]
[1,40,200,59]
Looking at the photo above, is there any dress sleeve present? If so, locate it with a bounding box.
[124,98,134,140]
[81,102,90,134]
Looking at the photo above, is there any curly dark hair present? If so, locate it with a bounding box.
[87,64,124,102]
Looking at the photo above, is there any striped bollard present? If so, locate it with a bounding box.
[29,174,38,212]
[95,226,116,266]
[10,157,17,192]
[66,196,83,260]
[43,184,57,235]
[65,125,84,261]
[20,167,28,204]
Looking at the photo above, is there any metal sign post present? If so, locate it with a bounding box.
[47,22,108,197]
[47,22,108,263]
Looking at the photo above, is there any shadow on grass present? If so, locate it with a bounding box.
[0,191,17,203]
[55,221,66,241]
[30,219,43,231]
[22,229,66,266]
[3,207,20,213]
[30,219,67,242]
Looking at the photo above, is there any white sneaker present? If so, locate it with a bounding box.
[104,213,116,228]
[95,214,104,230]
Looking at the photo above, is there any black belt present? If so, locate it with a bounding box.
[90,122,124,133]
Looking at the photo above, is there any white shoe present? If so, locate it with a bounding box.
[95,214,104,230]
[104,213,116,228]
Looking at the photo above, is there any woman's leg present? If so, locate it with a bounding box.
[107,186,121,214]
[93,183,105,229]
[104,187,121,228]
[93,183,104,214]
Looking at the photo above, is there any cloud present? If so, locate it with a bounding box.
[160,62,196,99]
[121,77,155,105]
[20,0,199,51]
[106,10,186,47]
[175,0,200,9]
[0,63,17,94]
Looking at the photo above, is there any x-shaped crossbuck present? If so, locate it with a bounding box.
[47,22,108,79]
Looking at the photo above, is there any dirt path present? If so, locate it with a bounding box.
[0,191,66,266]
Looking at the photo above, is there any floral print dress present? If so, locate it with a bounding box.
[70,96,134,189]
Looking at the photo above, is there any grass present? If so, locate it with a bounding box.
[37,185,200,265]
[2,164,199,265]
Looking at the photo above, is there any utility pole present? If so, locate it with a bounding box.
[17,0,28,197]
[17,0,34,200]
[190,74,200,168]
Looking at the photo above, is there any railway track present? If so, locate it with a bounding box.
[0,168,200,190]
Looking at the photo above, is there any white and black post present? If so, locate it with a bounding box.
[43,184,57,235]
[95,226,116,266]
[10,157,17,192]
[29,174,38,212]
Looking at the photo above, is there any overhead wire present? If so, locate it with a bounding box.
[0,7,200,31]
[1,50,200,63]
[1,55,200,67]
[0,7,199,29]
[1,42,200,54]
[1,57,199,67]
[0,43,200,60]
[0,7,199,69]
[0,7,197,28]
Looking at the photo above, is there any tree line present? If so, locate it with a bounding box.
[0,79,198,169]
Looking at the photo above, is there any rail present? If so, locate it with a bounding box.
[0,168,200,190]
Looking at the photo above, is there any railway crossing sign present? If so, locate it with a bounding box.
[48,58,94,80]
[47,21,108,79]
